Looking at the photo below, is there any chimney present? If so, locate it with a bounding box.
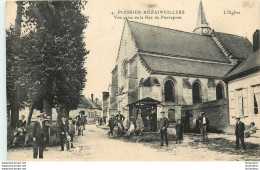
[91,94,94,102]
[102,92,109,101]
[253,29,260,52]
[95,98,98,104]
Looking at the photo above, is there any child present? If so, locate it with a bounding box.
[67,117,76,151]
[125,121,135,136]
[175,119,183,144]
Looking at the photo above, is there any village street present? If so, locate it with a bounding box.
[8,124,260,161]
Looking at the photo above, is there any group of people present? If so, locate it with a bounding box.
[95,115,107,126]
[12,114,52,148]
[105,110,258,150]
[11,111,88,159]
[108,111,126,136]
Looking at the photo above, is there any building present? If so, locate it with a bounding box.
[105,1,253,129]
[225,48,260,127]
[70,94,102,122]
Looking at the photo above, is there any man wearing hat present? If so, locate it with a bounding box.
[199,112,210,142]
[43,115,51,151]
[75,111,85,136]
[32,113,47,159]
[115,111,125,131]
[159,112,169,146]
[235,116,246,150]
[108,114,116,136]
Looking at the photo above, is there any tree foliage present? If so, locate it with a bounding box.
[7,1,89,122]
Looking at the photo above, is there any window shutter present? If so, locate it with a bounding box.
[243,88,248,116]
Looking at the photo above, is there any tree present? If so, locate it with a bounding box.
[6,1,26,127]
[16,1,88,124]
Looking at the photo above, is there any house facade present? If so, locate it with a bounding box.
[70,95,102,122]
[104,2,253,128]
[225,49,260,127]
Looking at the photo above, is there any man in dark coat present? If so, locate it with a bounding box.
[59,117,68,151]
[32,113,47,159]
[235,117,246,150]
[115,111,125,131]
[159,112,169,146]
[198,112,210,141]
[75,112,84,136]
[108,114,116,136]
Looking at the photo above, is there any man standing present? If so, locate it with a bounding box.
[115,111,125,131]
[59,117,68,151]
[108,114,116,136]
[32,113,46,159]
[149,109,157,132]
[43,115,51,151]
[199,112,210,142]
[75,111,84,135]
[159,112,169,146]
[235,117,246,150]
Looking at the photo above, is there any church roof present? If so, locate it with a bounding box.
[225,50,260,80]
[128,21,253,63]
[214,32,253,59]
[139,54,234,78]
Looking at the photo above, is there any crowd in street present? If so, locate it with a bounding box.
[10,109,258,159]
[104,110,258,149]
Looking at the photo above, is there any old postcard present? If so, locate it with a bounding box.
[5,0,260,161]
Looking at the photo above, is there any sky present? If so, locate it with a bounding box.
[6,0,260,100]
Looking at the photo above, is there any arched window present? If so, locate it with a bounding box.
[164,80,175,102]
[121,59,128,80]
[216,83,224,100]
[192,81,202,104]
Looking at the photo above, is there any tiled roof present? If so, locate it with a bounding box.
[225,50,260,79]
[139,54,234,78]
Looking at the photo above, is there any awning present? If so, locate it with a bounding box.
[127,97,161,106]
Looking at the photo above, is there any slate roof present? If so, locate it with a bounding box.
[225,50,260,79]
[139,54,234,78]
[214,32,253,59]
[128,21,253,63]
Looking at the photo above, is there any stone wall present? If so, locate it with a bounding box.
[181,99,230,132]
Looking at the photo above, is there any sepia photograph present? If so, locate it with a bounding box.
[5,0,260,162]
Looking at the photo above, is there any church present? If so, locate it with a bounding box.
[102,1,253,129]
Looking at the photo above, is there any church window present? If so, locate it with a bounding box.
[121,60,128,80]
[216,83,224,100]
[192,82,202,104]
[164,80,175,102]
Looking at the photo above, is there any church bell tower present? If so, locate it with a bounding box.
[193,1,212,35]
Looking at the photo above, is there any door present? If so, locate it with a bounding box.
[168,109,175,123]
